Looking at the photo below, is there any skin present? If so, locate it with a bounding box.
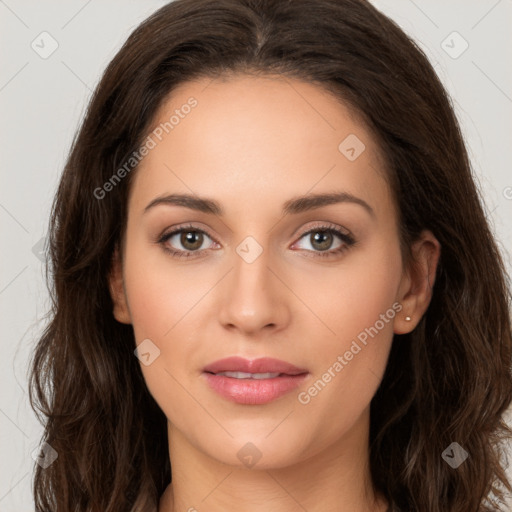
[109,74,440,512]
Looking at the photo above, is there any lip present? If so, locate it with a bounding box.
[203,356,308,375]
[202,357,309,405]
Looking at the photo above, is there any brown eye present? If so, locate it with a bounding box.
[180,231,204,251]
[309,231,334,251]
[292,224,356,259]
[158,225,217,258]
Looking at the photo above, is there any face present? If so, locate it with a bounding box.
[110,74,427,469]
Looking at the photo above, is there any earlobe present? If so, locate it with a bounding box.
[108,247,132,325]
[394,230,441,334]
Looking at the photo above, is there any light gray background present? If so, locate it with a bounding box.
[1,1,511,510]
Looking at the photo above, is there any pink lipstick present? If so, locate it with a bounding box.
[202,356,309,405]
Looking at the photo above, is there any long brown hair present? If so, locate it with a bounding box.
[29,0,512,510]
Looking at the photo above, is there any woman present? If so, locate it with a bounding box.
[29,0,512,511]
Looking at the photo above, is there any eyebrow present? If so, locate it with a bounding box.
[144,191,375,218]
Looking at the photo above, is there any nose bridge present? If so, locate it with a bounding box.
[218,234,289,333]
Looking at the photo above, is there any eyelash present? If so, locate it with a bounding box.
[157,222,356,260]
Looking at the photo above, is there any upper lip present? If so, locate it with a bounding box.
[203,356,308,376]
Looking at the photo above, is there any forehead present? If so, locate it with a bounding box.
[130,73,395,222]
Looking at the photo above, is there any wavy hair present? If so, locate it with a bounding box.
[29,0,512,510]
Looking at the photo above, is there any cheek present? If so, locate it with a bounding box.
[122,253,203,426]
[122,233,215,341]
[121,234,220,417]
[296,231,402,346]
[293,240,402,439]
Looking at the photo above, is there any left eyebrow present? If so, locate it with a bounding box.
[282,191,375,218]
[143,191,375,218]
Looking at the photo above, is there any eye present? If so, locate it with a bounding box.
[157,222,356,260]
[292,223,356,258]
[157,224,218,258]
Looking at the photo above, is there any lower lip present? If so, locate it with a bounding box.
[203,372,309,405]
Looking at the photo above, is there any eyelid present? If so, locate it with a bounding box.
[157,223,218,245]
[157,221,355,257]
[157,221,350,242]
[289,221,355,255]
[292,220,352,239]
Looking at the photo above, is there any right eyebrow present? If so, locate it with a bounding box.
[144,194,222,215]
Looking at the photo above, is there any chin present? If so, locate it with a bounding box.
[196,430,313,470]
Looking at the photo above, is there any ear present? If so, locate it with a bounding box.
[394,230,441,334]
[108,246,132,324]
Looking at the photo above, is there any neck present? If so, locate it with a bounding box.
[158,408,388,512]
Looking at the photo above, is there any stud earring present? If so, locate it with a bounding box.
[405,316,411,321]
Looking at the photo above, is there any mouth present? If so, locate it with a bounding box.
[202,357,309,405]
[208,371,289,379]
[203,355,308,375]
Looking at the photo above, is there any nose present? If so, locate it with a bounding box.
[217,243,291,336]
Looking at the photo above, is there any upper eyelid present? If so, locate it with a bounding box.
[160,224,218,242]
[294,222,350,237]
[159,222,351,247]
